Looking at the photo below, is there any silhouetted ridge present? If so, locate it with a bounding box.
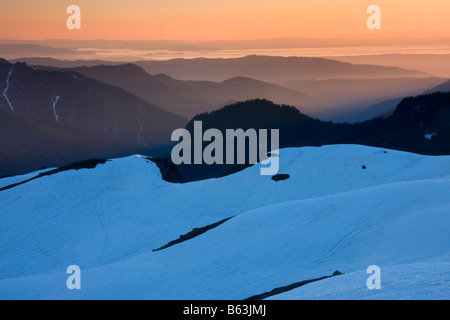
[425,80,450,94]
[188,99,314,130]
[165,93,450,182]
[135,55,427,82]
[393,93,450,120]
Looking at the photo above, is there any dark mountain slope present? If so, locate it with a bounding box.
[0,60,187,149]
[379,93,450,155]
[0,59,187,177]
[174,100,345,181]
[0,109,134,177]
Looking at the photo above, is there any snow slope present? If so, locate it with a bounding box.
[269,263,450,300]
[0,145,449,299]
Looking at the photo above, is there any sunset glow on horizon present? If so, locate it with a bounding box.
[1,0,449,43]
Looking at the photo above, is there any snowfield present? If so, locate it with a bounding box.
[0,145,449,299]
[269,262,450,300]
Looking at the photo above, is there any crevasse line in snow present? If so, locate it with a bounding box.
[2,67,14,111]
[52,96,60,121]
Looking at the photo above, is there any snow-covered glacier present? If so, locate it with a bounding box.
[0,145,449,299]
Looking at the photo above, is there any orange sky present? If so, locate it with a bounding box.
[1,0,450,42]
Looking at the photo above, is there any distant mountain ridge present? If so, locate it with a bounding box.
[9,57,125,68]
[360,78,450,121]
[134,55,428,82]
[37,62,322,118]
[330,54,450,78]
[10,55,428,82]
[277,77,445,122]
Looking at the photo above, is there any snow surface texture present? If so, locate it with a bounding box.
[2,67,14,111]
[51,96,60,122]
[0,145,449,299]
[269,263,450,300]
[424,132,437,141]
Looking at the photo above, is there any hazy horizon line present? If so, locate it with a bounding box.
[2,37,450,65]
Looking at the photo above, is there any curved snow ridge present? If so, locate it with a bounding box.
[268,262,450,300]
[0,155,175,279]
[1,179,449,299]
[0,155,163,192]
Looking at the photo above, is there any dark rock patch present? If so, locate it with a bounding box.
[0,159,107,192]
[244,270,343,300]
[272,174,290,181]
[153,217,233,252]
[147,157,180,183]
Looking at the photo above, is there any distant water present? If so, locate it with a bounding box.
[52,45,450,61]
